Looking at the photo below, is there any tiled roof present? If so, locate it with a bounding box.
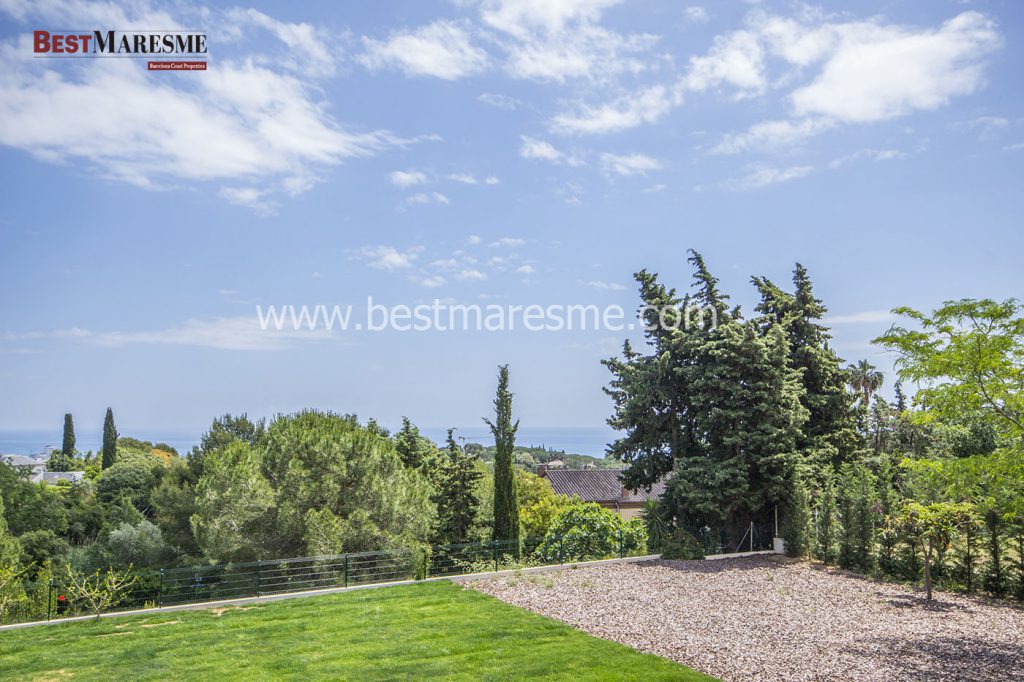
[542,468,665,504]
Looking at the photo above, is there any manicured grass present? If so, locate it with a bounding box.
[0,581,713,681]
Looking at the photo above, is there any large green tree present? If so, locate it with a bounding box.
[875,298,1024,441]
[606,252,809,545]
[101,408,117,470]
[753,264,858,469]
[433,429,483,545]
[485,365,520,553]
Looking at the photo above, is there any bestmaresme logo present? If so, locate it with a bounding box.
[33,30,208,71]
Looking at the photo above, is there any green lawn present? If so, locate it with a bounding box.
[0,581,713,681]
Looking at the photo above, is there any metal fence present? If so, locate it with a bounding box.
[18,533,645,625]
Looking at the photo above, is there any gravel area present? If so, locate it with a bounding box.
[469,556,1024,681]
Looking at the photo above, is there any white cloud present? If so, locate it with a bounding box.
[225,8,341,78]
[828,148,906,169]
[585,280,626,291]
[480,0,658,83]
[550,85,679,135]
[446,173,478,184]
[457,269,488,281]
[516,264,536,274]
[356,245,424,270]
[420,275,446,288]
[724,164,814,190]
[0,4,417,212]
[390,170,428,187]
[478,92,522,110]
[467,235,483,245]
[489,237,526,247]
[519,136,584,166]
[789,12,1001,123]
[406,192,450,205]
[600,152,663,176]
[643,184,667,193]
[360,20,489,80]
[218,187,279,216]
[683,29,766,96]
[684,7,709,24]
[711,118,834,155]
[485,175,500,185]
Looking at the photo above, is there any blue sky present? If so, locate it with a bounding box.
[0,0,1022,436]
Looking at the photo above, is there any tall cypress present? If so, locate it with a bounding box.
[101,407,118,469]
[61,413,76,456]
[485,365,520,555]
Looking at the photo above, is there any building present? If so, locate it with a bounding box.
[2,454,84,485]
[537,467,666,520]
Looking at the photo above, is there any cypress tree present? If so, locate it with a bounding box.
[61,413,76,456]
[485,365,520,555]
[815,471,837,563]
[101,407,118,469]
[782,470,811,557]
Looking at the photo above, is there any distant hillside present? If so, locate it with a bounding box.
[464,443,620,472]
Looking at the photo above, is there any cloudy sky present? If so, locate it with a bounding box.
[0,0,1021,436]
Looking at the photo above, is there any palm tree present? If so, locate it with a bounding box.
[848,359,884,408]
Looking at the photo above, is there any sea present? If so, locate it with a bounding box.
[0,426,619,459]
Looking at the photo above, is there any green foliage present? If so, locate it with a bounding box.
[781,472,811,557]
[537,502,646,562]
[897,501,973,600]
[61,562,138,620]
[606,252,813,546]
[98,520,174,569]
[0,495,23,568]
[16,529,68,569]
[62,413,76,456]
[837,464,876,572]
[0,463,68,537]
[101,407,117,469]
[433,430,484,545]
[875,298,1024,441]
[518,470,571,539]
[149,459,199,556]
[486,365,520,554]
[814,472,837,563]
[190,441,274,563]
[187,413,265,479]
[96,460,157,510]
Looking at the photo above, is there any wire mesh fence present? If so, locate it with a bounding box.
[13,532,650,625]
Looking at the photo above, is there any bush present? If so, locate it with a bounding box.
[536,502,646,562]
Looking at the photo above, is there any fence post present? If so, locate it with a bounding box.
[158,569,164,608]
[619,527,624,558]
[343,554,349,588]
[558,537,564,565]
[256,560,262,597]
[750,521,755,553]
[46,580,52,621]
[493,541,499,573]
[423,550,429,580]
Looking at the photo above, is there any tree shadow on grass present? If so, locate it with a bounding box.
[842,634,1024,682]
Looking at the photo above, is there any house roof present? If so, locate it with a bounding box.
[2,454,45,468]
[542,468,665,504]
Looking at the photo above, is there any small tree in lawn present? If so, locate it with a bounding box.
[898,502,972,601]
[62,564,137,620]
[486,365,520,558]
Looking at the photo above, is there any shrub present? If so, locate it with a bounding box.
[536,502,646,562]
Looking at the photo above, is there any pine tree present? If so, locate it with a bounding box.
[101,407,117,470]
[752,264,858,474]
[61,413,76,456]
[394,417,430,470]
[485,365,520,556]
[434,429,483,545]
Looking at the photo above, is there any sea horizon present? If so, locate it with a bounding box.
[0,425,619,460]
